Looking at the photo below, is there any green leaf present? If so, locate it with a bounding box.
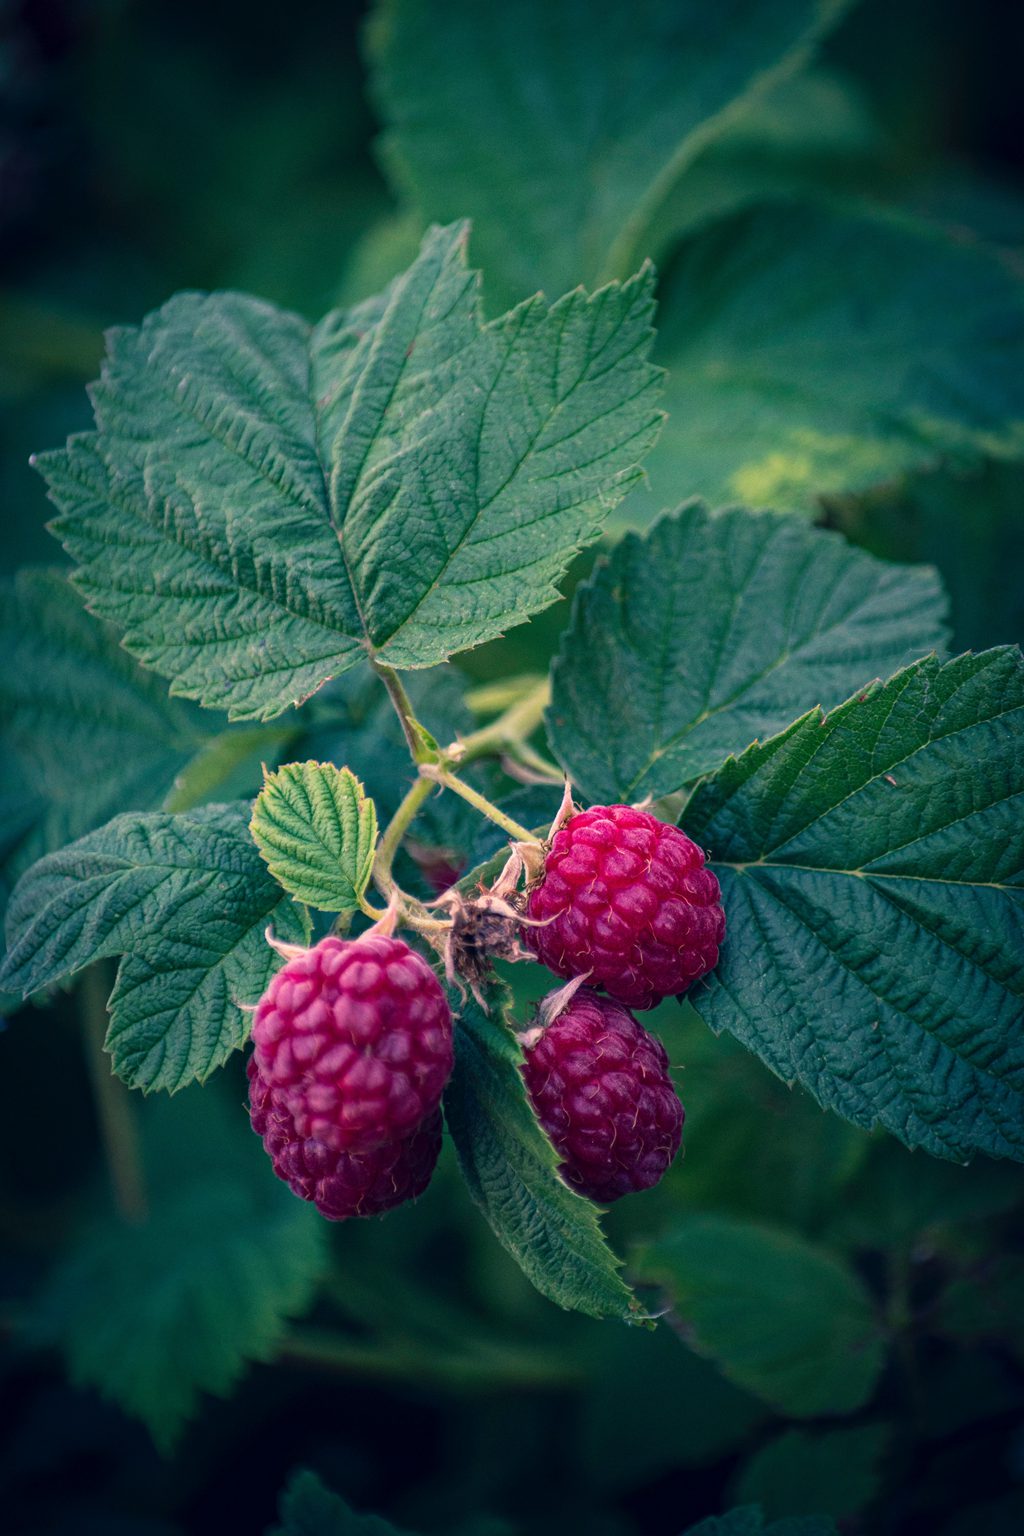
[250,762,377,913]
[0,804,308,1092]
[444,986,638,1321]
[633,1213,885,1416]
[685,647,1024,1162]
[369,0,851,308]
[630,203,1024,518]
[683,1513,837,1536]
[37,224,661,721]
[0,568,210,921]
[644,69,883,252]
[29,1086,324,1454]
[733,1425,890,1522]
[548,503,948,802]
[272,1470,416,1536]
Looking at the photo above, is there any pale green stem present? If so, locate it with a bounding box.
[421,766,538,842]
[80,964,147,1225]
[372,661,435,764]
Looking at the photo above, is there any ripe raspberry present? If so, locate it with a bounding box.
[251,932,453,1154]
[525,804,724,1010]
[248,1058,441,1219]
[520,988,684,1202]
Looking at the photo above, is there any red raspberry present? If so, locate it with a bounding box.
[248,1058,441,1219]
[250,933,453,1153]
[520,988,684,1202]
[525,804,724,1009]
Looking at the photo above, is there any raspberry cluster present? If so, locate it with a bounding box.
[248,932,453,1222]
[517,804,724,1201]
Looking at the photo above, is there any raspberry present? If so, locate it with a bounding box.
[520,988,684,1202]
[250,932,453,1153]
[248,1058,441,1219]
[524,804,724,1009]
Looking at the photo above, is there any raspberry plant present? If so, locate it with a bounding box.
[1,0,1023,1509]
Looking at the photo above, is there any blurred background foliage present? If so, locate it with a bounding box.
[1,0,1023,1532]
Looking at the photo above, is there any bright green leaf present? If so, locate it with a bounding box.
[634,1213,885,1416]
[251,762,377,913]
[28,1086,324,1454]
[444,986,638,1321]
[548,503,948,802]
[685,647,1024,1162]
[0,568,209,921]
[0,804,308,1092]
[369,0,851,308]
[36,224,661,721]
[629,203,1024,518]
[733,1424,891,1522]
[272,1470,417,1536]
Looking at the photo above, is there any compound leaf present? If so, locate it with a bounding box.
[370,0,851,308]
[633,203,1024,518]
[686,647,1024,1161]
[251,762,377,912]
[634,1213,884,1416]
[0,803,308,1092]
[29,1087,324,1454]
[444,986,638,1321]
[549,503,949,802]
[37,224,661,721]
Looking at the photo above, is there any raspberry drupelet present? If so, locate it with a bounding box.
[250,932,453,1155]
[248,1057,442,1219]
[520,987,684,1202]
[525,803,724,1009]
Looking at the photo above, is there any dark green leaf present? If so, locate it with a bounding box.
[682,1506,838,1536]
[0,804,308,1091]
[634,1213,885,1416]
[271,1470,414,1536]
[0,568,209,921]
[686,647,1024,1161]
[631,203,1024,518]
[444,986,638,1321]
[370,0,851,308]
[733,1424,890,1522]
[37,225,661,720]
[29,1087,324,1454]
[549,503,948,802]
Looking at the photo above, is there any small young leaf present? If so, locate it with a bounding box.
[0,804,308,1092]
[28,1087,324,1454]
[272,1470,416,1536]
[444,986,638,1322]
[548,503,948,802]
[37,224,661,721]
[632,203,1024,518]
[370,0,851,307]
[251,762,377,913]
[633,1214,885,1417]
[0,568,211,922]
[686,647,1024,1162]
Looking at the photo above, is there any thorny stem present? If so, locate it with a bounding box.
[80,963,147,1225]
[420,766,539,842]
